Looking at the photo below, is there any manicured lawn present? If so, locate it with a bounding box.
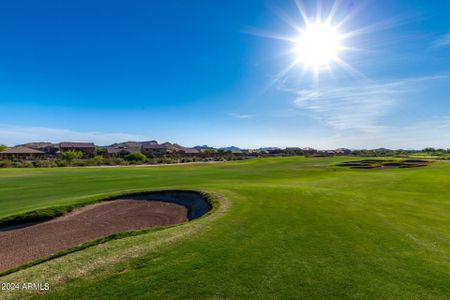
[1,157,449,299]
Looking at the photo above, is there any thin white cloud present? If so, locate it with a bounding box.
[292,74,450,132]
[323,116,450,149]
[294,85,398,132]
[244,116,450,150]
[433,33,450,47]
[0,125,151,146]
[229,113,255,119]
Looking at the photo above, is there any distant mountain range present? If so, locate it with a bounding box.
[220,146,241,151]
[194,145,220,150]
[13,141,323,152]
[18,142,56,148]
[107,140,157,148]
[14,142,261,151]
[107,141,185,151]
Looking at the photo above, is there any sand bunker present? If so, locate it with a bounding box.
[336,159,430,169]
[0,191,211,272]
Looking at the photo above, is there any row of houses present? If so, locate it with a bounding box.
[105,145,254,158]
[0,142,206,160]
[0,142,96,160]
[105,144,198,157]
[0,141,352,161]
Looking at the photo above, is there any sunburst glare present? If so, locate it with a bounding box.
[287,0,355,82]
[254,0,368,85]
[294,21,343,73]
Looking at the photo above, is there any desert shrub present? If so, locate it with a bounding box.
[55,160,69,167]
[158,157,177,164]
[104,157,128,166]
[47,160,58,168]
[13,161,34,168]
[0,160,12,168]
[12,161,21,168]
[71,159,87,167]
[32,160,58,168]
[87,155,104,166]
[146,157,157,165]
[103,157,115,165]
[124,153,147,163]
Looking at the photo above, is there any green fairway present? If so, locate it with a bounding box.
[1,157,449,299]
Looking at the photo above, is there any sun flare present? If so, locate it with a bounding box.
[295,22,342,71]
[252,0,367,83]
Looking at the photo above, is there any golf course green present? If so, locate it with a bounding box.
[0,156,449,299]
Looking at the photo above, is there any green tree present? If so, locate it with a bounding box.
[96,147,107,156]
[423,147,436,153]
[0,144,7,152]
[61,150,83,162]
[124,152,147,163]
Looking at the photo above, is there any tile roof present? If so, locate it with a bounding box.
[181,148,200,154]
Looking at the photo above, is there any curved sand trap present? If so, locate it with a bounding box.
[0,191,211,272]
[336,159,430,169]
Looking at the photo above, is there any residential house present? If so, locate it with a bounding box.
[199,148,219,157]
[177,148,200,157]
[231,149,244,156]
[247,149,262,156]
[285,147,303,155]
[334,148,352,155]
[267,147,284,156]
[21,143,58,155]
[142,144,168,157]
[35,144,59,155]
[59,142,96,157]
[106,145,142,157]
[0,146,45,160]
[302,147,318,155]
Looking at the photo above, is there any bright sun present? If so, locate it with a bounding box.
[255,1,361,82]
[295,22,342,71]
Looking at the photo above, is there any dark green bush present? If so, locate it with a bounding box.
[124,152,147,163]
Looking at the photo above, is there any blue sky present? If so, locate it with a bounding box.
[1,0,450,149]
